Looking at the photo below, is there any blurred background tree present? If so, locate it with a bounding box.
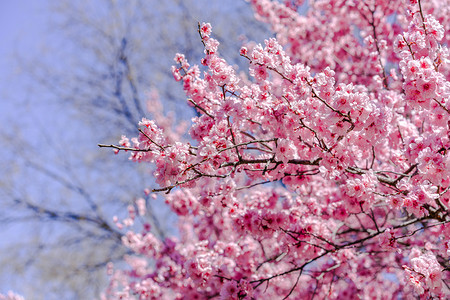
[0,0,270,298]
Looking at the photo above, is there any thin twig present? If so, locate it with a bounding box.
[188,98,215,119]
[138,128,165,152]
[98,144,149,152]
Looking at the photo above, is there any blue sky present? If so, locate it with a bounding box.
[0,1,50,128]
[0,2,90,297]
[0,1,46,88]
[0,2,49,295]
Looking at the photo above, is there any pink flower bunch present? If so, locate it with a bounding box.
[0,292,24,300]
[103,1,450,299]
[404,249,443,296]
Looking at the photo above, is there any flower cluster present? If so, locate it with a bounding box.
[404,249,443,295]
[0,292,24,300]
[103,1,450,298]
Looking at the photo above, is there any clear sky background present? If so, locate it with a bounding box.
[0,1,52,295]
[0,0,54,88]
[0,1,46,119]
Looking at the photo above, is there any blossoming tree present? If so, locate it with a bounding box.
[100,0,450,298]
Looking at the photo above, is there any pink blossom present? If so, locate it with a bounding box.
[240,46,248,56]
[0,292,24,300]
[200,22,212,36]
[416,77,437,99]
[220,281,238,300]
[104,2,450,299]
